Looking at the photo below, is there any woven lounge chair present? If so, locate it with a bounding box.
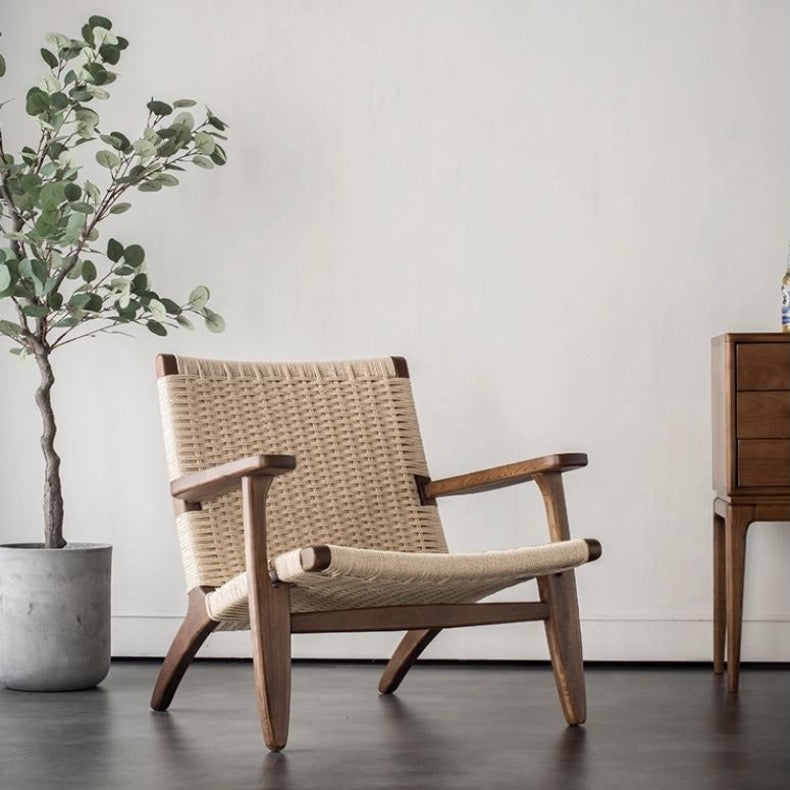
[151,354,602,751]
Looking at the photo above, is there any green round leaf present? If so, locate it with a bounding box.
[69,87,93,102]
[61,212,86,246]
[146,320,167,337]
[0,54,6,78]
[47,141,67,159]
[156,141,179,158]
[194,131,215,155]
[207,114,227,131]
[131,273,149,294]
[63,183,82,202]
[107,238,124,262]
[34,209,59,240]
[84,181,101,203]
[84,293,103,312]
[31,259,49,285]
[45,32,71,50]
[172,99,196,108]
[0,319,22,337]
[160,298,182,315]
[53,316,79,328]
[147,99,172,116]
[40,48,58,69]
[81,24,95,46]
[127,164,147,182]
[68,293,92,310]
[148,298,167,321]
[132,138,157,158]
[39,182,66,207]
[204,309,225,333]
[82,260,97,282]
[84,63,109,86]
[110,130,132,152]
[100,133,122,149]
[191,155,214,169]
[109,202,132,215]
[99,44,120,65]
[50,91,69,110]
[22,304,49,318]
[25,87,49,116]
[210,145,227,166]
[75,107,100,138]
[0,264,11,293]
[88,15,112,30]
[189,285,210,308]
[156,173,179,187]
[18,259,34,281]
[96,149,120,169]
[123,244,145,268]
[172,111,194,130]
[175,314,195,330]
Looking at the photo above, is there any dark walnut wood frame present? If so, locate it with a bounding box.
[711,333,790,693]
[151,354,601,751]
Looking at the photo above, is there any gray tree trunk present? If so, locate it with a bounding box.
[33,346,65,549]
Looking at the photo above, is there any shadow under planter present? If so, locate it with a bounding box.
[0,542,111,691]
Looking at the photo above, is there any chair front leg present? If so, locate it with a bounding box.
[537,571,586,725]
[243,475,293,751]
[249,578,292,751]
[535,472,587,725]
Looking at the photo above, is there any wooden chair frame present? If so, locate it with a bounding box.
[150,355,600,751]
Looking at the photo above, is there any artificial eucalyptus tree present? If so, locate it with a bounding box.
[0,16,228,548]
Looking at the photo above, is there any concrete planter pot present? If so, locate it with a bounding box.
[0,542,112,691]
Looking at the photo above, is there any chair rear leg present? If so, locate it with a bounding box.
[378,629,442,694]
[538,570,586,725]
[151,587,217,711]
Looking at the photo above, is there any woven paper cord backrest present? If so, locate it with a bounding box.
[158,356,448,590]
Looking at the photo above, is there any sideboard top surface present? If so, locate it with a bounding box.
[713,333,790,346]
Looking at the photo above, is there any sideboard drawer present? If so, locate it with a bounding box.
[736,343,790,390]
[713,334,790,497]
[736,391,790,438]
[737,439,790,487]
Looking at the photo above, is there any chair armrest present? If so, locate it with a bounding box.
[423,453,587,499]
[171,454,296,503]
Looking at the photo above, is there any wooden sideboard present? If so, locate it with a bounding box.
[711,333,790,691]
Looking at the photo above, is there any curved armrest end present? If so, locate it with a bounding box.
[171,454,296,503]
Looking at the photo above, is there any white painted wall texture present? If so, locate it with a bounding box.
[2,1,790,661]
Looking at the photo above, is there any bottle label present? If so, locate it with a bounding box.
[783,283,790,326]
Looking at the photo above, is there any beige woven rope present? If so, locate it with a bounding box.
[205,540,592,624]
[158,355,592,631]
[159,357,446,624]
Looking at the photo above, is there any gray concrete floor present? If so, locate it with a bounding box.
[1,660,788,789]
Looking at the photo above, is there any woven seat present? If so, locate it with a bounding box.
[150,354,602,751]
[207,540,593,623]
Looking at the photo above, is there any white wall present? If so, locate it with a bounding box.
[2,0,790,661]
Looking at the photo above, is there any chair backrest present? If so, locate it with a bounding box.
[157,355,448,591]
